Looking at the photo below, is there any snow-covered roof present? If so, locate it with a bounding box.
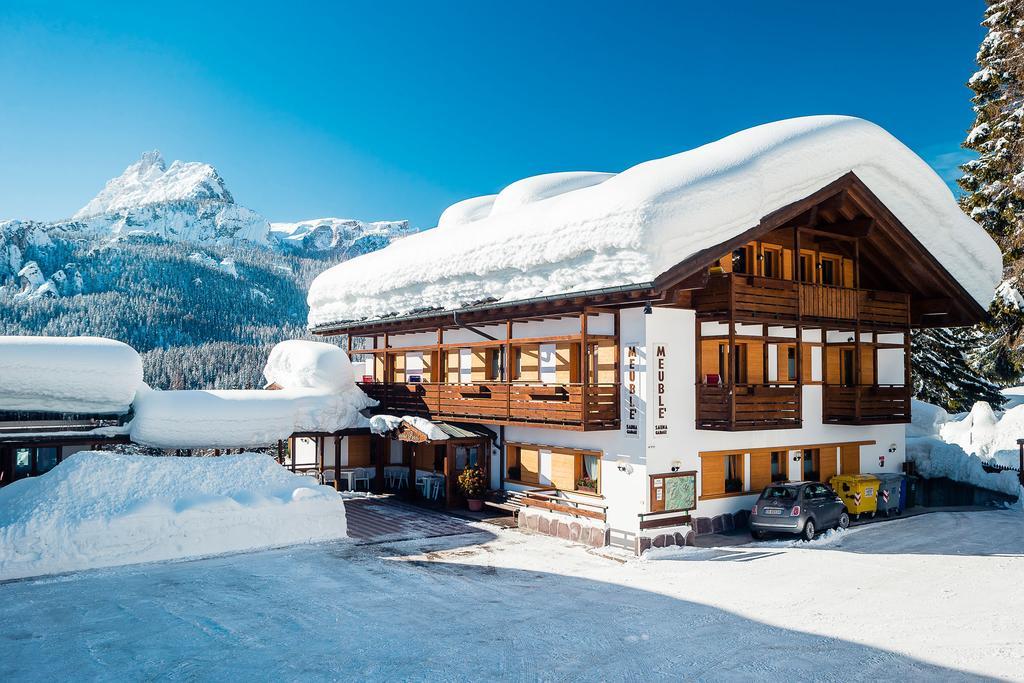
[307,116,1002,328]
[129,341,376,449]
[0,336,143,414]
[129,385,374,449]
[262,340,356,392]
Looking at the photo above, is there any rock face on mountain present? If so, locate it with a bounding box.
[269,217,413,256]
[0,151,413,389]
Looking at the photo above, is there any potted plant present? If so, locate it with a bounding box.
[457,466,487,511]
[576,475,598,494]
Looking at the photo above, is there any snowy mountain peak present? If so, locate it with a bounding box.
[74,151,234,219]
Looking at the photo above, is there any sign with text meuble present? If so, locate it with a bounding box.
[652,343,669,439]
[622,343,645,439]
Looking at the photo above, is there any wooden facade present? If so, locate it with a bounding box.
[353,311,621,432]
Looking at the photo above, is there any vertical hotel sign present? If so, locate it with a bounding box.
[623,343,645,439]
[653,343,669,438]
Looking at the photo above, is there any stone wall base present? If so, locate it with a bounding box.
[636,528,695,555]
[518,509,607,548]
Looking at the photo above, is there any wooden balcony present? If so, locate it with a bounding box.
[358,382,619,431]
[822,384,911,425]
[696,383,802,431]
[694,273,910,328]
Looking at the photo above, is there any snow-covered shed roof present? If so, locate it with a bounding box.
[0,336,143,415]
[307,116,1002,329]
[129,340,376,449]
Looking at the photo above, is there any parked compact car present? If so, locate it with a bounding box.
[749,482,850,541]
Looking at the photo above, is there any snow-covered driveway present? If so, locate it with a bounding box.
[1,510,1021,681]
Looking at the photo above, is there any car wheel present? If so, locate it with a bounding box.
[837,511,850,530]
[801,519,816,542]
[751,530,765,541]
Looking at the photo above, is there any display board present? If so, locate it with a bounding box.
[650,471,697,513]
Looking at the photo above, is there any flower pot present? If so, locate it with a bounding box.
[577,486,597,495]
[467,498,484,512]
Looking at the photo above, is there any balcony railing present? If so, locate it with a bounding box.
[696,382,802,431]
[694,273,910,327]
[358,382,619,431]
[822,384,911,425]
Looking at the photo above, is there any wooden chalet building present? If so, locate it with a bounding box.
[306,117,1001,551]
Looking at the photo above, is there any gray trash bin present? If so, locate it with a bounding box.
[872,473,905,516]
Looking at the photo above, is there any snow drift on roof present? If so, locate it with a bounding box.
[262,340,355,392]
[0,452,347,580]
[129,383,375,450]
[307,116,1002,327]
[0,336,142,414]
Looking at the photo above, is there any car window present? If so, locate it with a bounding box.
[762,486,797,501]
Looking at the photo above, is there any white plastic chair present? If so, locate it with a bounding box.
[353,468,371,491]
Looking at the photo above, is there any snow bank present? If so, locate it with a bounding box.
[0,452,347,580]
[308,116,1002,326]
[0,336,143,414]
[130,384,374,449]
[930,400,1024,467]
[906,437,1020,496]
[907,399,951,438]
[263,339,356,392]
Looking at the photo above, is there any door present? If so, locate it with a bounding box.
[448,441,485,507]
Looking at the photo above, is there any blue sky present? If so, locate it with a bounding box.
[0,0,986,228]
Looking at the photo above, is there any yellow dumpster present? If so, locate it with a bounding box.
[829,474,880,519]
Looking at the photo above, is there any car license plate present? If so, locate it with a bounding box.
[763,508,783,515]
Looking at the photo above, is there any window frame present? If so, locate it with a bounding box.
[504,442,602,496]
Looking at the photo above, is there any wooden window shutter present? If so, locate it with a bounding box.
[840,444,860,475]
[348,435,371,467]
[801,343,814,383]
[842,258,855,288]
[701,454,725,497]
[860,346,875,385]
[747,341,764,384]
[749,450,772,491]
[550,450,576,490]
[519,446,540,484]
[820,446,838,485]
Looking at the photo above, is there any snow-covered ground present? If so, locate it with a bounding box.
[0,452,347,580]
[0,509,1021,680]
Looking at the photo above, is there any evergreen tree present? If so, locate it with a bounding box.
[959,0,1024,383]
[912,327,1005,412]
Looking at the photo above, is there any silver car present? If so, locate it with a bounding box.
[749,482,850,541]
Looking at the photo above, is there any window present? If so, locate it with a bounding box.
[506,446,522,481]
[14,448,31,476]
[786,347,797,382]
[506,442,600,494]
[486,349,502,381]
[799,253,815,283]
[724,454,742,492]
[455,445,479,470]
[762,247,782,278]
[700,452,746,497]
[771,451,787,482]
[718,343,748,384]
[732,246,752,274]
[11,447,61,479]
[840,348,856,387]
[802,449,820,482]
[820,257,839,286]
